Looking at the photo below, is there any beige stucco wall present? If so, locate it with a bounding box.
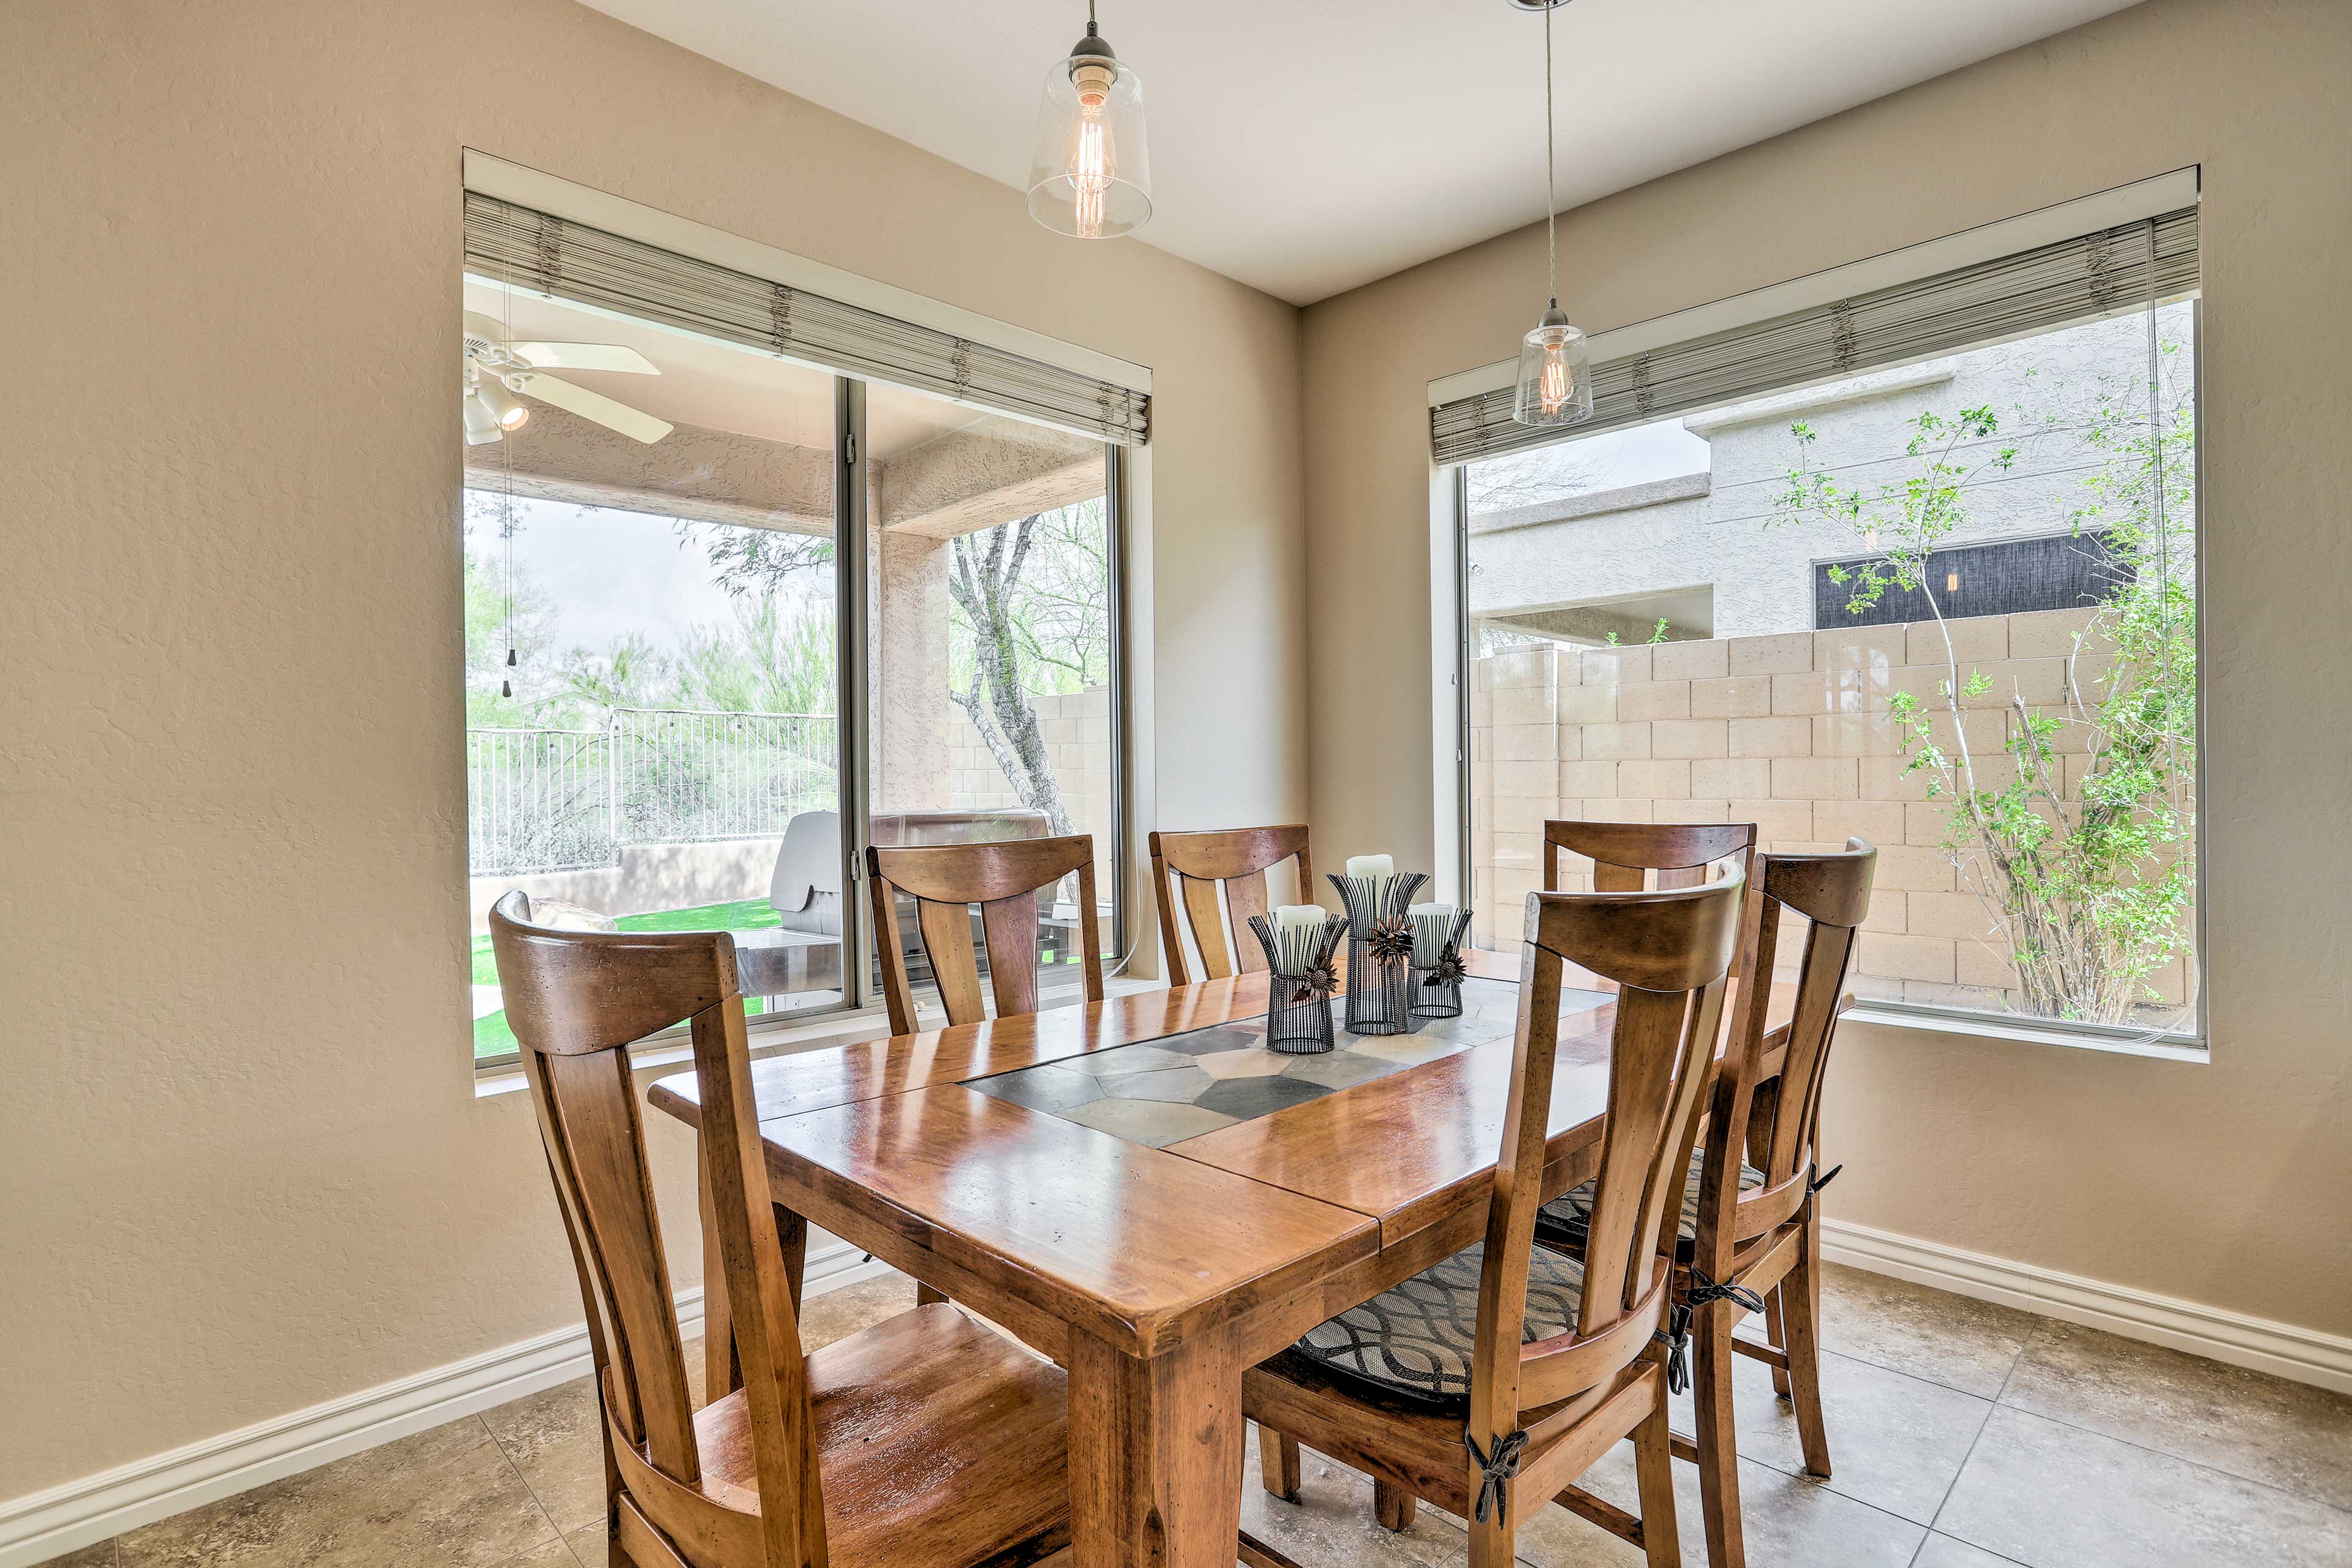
[0,0,1305,1498]
[1303,0,2352,1338]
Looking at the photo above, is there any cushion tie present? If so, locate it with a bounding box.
[1654,1301,1694,1395]
[1654,1267,1768,1394]
[1809,1161,1843,1196]
[1463,1427,1528,1523]
[1686,1265,1766,1316]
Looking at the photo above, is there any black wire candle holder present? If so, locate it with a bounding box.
[1330,871,1427,1036]
[1408,906,1476,1019]
[1245,913,1350,1054]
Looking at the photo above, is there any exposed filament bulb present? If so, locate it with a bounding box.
[1070,63,1115,239]
[1537,344,1574,416]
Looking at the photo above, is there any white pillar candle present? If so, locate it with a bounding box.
[1344,853,1397,922]
[1410,903,1458,967]
[1273,903,1329,974]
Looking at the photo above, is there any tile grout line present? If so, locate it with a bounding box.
[1984,1321,2352,1523]
[1913,1317,2029,1544]
[1973,1398,2352,1523]
[1817,1330,2028,1404]
[472,1411,573,1564]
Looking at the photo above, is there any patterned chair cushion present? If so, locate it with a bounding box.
[1291,1242,1586,1409]
[1535,1148,1766,1260]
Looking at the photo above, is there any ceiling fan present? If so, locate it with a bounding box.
[461,311,674,446]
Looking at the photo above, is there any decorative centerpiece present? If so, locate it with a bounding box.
[1407,902,1474,1019]
[1246,905,1350,1054]
[1330,856,1427,1036]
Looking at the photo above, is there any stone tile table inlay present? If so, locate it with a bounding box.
[962,978,1585,1149]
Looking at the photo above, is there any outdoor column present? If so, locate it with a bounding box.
[875,523,954,813]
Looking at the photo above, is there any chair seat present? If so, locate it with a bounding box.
[1289,1242,1588,1410]
[689,1303,1070,1568]
[1535,1147,1764,1261]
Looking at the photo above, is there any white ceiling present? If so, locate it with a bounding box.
[578,0,2144,306]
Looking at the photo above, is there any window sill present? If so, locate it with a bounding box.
[474,1004,895,1098]
[1840,1001,2207,1063]
[473,970,1168,1098]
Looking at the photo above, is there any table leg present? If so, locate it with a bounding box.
[1068,1329,1245,1568]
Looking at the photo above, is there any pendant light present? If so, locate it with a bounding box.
[1512,0,1594,428]
[1027,2,1152,239]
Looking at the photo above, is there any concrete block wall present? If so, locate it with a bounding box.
[1468,609,2195,1017]
[948,684,1117,899]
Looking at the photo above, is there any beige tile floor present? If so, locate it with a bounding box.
[43,1265,2352,1568]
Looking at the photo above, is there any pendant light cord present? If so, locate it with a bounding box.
[1544,0,1558,307]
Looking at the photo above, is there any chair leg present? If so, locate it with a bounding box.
[1763,1287,1792,1398]
[1632,1360,1684,1568]
[1373,1479,1417,1532]
[1782,1213,1833,1479]
[1465,1498,1515,1568]
[915,1283,949,1306]
[1691,1302,1746,1568]
[1258,1425,1301,1502]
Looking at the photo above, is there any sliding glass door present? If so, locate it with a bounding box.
[850,380,1125,1022]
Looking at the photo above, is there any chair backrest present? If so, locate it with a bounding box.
[1693,838,1877,1272]
[866,833,1104,1035]
[1469,879,1744,1446]
[1147,824,1314,985]
[490,891,823,1568]
[1543,820,1757,895]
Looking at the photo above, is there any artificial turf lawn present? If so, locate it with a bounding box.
[472,897,784,1059]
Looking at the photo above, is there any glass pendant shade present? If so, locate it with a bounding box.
[1027,36,1152,239]
[1513,303,1594,427]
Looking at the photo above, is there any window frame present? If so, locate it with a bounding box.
[468,375,1133,1074]
[1443,301,2209,1059]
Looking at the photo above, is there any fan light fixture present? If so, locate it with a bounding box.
[1512,0,1594,429]
[475,375,532,433]
[462,385,502,446]
[1027,2,1151,239]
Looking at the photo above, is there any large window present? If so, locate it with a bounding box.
[1457,240,2200,1046]
[461,274,1125,1063]
[859,383,1125,1019]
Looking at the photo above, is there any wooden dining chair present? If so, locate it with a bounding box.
[865,834,1103,1036]
[490,891,1071,1568]
[1244,877,1747,1568]
[1147,823,1314,984]
[1544,818,1757,894]
[1678,837,1875,1568]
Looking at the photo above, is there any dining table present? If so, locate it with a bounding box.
[648,946,1796,1568]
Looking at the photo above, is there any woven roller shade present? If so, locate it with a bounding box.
[1433,205,2198,467]
[464,192,1150,447]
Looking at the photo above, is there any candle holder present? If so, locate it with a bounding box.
[1246,913,1349,1054]
[1409,907,1476,1019]
[1330,871,1427,1036]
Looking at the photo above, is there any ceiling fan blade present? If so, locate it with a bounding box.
[508,341,659,374]
[518,374,674,443]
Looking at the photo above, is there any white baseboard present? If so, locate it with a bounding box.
[20,1223,2343,1567]
[1823,1217,2352,1396]
[0,1242,891,1568]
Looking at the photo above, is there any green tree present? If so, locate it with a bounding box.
[551,630,672,722]
[1772,353,2196,1026]
[946,505,1099,835]
[461,495,560,727]
[675,594,837,716]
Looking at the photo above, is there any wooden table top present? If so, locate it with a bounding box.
[649,948,1793,1359]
